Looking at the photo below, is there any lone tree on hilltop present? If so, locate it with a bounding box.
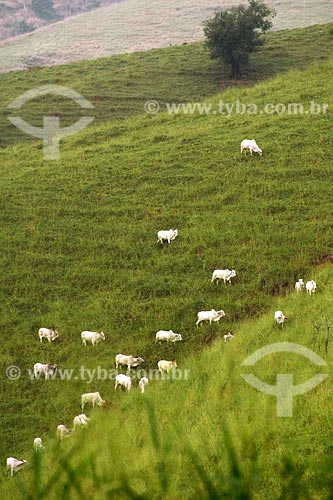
[203,0,276,79]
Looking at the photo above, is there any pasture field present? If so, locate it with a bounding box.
[1,22,333,149]
[0,0,333,73]
[0,22,333,498]
[2,264,333,499]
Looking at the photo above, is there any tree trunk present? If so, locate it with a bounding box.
[231,60,241,79]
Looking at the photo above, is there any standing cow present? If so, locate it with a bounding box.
[81,330,105,346]
[155,330,182,343]
[241,139,262,156]
[158,360,177,375]
[7,457,27,477]
[274,310,286,328]
[115,354,144,371]
[211,269,236,284]
[81,392,105,411]
[38,328,59,343]
[196,309,225,327]
[114,374,132,391]
[306,280,317,295]
[157,229,178,244]
[33,363,58,379]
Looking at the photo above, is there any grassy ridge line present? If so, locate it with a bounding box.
[1,23,333,149]
[2,264,333,499]
[0,0,332,73]
[0,58,332,468]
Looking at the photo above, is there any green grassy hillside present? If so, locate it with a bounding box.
[0,23,333,499]
[2,265,333,499]
[1,23,333,149]
[0,0,333,73]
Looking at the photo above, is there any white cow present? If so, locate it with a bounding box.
[196,309,225,327]
[295,279,304,293]
[81,392,105,411]
[211,269,236,284]
[33,437,44,452]
[33,363,57,379]
[155,330,182,343]
[115,354,144,371]
[157,229,178,244]
[7,457,27,477]
[274,310,286,327]
[158,360,177,375]
[38,327,59,343]
[114,374,132,391]
[306,280,317,295]
[73,414,90,429]
[241,139,262,156]
[139,377,149,394]
[223,332,234,344]
[56,424,72,442]
[81,330,105,346]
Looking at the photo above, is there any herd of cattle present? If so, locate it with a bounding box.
[6,143,318,475]
[274,279,317,327]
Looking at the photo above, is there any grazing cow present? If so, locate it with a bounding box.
[155,330,182,343]
[81,392,105,411]
[157,229,178,244]
[56,424,72,442]
[33,437,44,452]
[196,309,225,327]
[139,377,149,394]
[115,354,144,371]
[33,363,57,379]
[158,360,177,375]
[114,374,132,391]
[241,139,262,156]
[73,414,90,429]
[223,332,234,344]
[38,327,59,343]
[7,457,27,477]
[81,330,105,346]
[274,310,286,327]
[211,269,236,284]
[295,279,304,293]
[306,280,317,295]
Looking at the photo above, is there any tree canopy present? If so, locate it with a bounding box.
[203,0,276,79]
[31,0,58,20]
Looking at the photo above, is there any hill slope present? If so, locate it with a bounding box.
[0,0,124,42]
[0,0,333,73]
[1,23,333,149]
[2,263,333,499]
[1,46,333,464]
[1,24,333,498]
